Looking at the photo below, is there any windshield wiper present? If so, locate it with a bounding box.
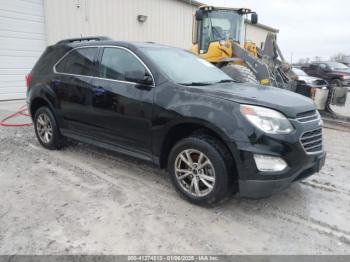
[179,79,238,86]
[178,82,214,86]
[215,79,239,83]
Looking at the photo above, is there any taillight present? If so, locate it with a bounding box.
[25,73,32,88]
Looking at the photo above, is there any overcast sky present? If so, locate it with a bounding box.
[199,0,350,62]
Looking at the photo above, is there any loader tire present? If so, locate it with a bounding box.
[221,64,258,84]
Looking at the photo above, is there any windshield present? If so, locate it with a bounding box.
[326,62,349,71]
[142,47,232,85]
[292,68,308,76]
[200,10,244,53]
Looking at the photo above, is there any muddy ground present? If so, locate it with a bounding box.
[0,101,349,254]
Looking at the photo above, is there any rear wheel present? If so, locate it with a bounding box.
[168,135,234,206]
[221,64,258,84]
[34,106,65,150]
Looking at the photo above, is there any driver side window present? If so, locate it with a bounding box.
[199,14,234,54]
[199,16,232,54]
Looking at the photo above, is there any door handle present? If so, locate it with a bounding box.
[94,86,106,94]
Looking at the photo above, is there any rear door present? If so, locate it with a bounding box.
[52,47,98,134]
[91,46,155,156]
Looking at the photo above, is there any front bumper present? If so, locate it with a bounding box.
[239,152,326,198]
[230,117,326,199]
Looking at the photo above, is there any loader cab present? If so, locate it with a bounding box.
[192,6,258,62]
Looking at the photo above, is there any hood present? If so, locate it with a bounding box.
[192,83,316,118]
[297,75,328,86]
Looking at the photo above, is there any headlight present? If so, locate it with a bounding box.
[341,75,350,80]
[240,104,294,134]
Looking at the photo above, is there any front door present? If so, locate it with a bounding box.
[91,47,155,156]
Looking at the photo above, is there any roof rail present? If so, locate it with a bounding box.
[56,36,112,45]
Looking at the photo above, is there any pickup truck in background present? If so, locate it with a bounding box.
[302,62,350,89]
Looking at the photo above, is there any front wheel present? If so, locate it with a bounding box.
[168,135,234,206]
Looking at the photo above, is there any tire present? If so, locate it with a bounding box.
[330,79,342,88]
[33,106,65,150]
[167,135,235,206]
[221,64,259,84]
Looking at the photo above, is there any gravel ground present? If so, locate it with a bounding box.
[0,101,350,255]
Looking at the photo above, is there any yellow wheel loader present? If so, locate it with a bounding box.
[191,5,350,122]
[191,6,295,90]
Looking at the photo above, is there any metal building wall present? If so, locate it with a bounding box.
[246,23,276,49]
[0,0,46,100]
[44,0,197,49]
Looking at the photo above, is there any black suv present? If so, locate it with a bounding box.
[302,62,350,88]
[27,37,326,205]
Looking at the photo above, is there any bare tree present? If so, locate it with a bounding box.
[313,56,322,62]
[331,53,347,62]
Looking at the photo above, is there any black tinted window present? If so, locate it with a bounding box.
[56,47,97,76]
[99,47,146,81]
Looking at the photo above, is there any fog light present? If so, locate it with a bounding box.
[254,154,287,172]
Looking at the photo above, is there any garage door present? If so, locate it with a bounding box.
[0,0,46,100]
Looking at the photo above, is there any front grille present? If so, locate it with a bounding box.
[296,110,319,123]
[300,128,323,154]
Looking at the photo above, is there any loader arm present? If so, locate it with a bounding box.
[230,41,272,85]
[260,32,297,90]
[231,32,297,90]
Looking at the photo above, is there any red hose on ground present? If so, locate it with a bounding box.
[0,105,33,127]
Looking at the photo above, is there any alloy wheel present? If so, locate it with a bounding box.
[36,113,53,144]
[174,149,216,197]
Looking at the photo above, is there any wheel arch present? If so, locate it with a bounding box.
[158,118,239,177]
[30,97,52,118]
[28,84,61,123]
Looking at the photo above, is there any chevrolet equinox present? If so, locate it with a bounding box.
[27,37,326,205]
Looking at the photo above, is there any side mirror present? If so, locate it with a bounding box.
[125,70,153,86]
[195,10,203,21]
[251,13,258,25]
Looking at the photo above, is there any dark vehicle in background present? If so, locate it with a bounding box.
[302,62,350,88]
[26,37,326,205]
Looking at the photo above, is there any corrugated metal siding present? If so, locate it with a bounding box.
[44,0,197,49]
[0,0,46,100]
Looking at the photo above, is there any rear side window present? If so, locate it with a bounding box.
[55,47,98,76]
[309,64,318,70]
[99,47,146,81]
